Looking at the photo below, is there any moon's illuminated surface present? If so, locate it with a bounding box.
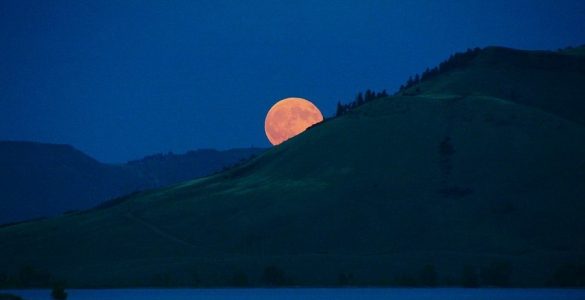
[265,97,324,146]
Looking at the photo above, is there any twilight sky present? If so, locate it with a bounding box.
[1,0,584,162]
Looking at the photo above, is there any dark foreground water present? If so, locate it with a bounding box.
[4,288,585,300]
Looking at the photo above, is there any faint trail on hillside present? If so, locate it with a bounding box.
[125,212,196,248]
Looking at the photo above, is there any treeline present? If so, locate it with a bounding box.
[335,89,389,117]
[333,48,484,117]
[5,262,585,288]
[0,265,52,287]
[398,47,482,92]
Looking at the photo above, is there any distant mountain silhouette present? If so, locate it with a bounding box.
[1,46,584,288]
[0,141,264,224]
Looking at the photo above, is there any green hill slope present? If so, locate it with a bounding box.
[399,47,585,125]
[1,47,584,288]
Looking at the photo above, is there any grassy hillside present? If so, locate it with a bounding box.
[399,47,585,125]
[1,47,584,288]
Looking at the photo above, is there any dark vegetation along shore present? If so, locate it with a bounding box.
[0,293,23,300]
[0,46,584,288]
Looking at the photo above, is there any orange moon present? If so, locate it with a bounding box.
[264,97,324,146]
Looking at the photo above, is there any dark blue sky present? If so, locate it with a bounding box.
[1,1,584,162]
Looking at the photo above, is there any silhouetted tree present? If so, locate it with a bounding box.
[51,285,67,300]
[365,90,374,102]
[399,47,482,94]
[356,92,365,105]
[406,76,414,87]
[421,67,431,80]
[334,88,391,117]
[336,101,344,116]
[377,89,388,98]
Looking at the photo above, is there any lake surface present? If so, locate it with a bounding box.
[4,288,585,300]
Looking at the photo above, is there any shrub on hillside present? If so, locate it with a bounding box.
[51,285,67,300]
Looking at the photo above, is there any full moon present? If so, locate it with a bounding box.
[264,97,324,146]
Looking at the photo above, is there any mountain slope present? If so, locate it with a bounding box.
[0,142,264,224]
[400,46,585,125]
[1,47,584,288]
